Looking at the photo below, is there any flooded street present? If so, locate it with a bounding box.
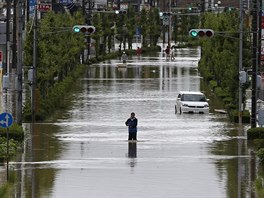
[8,47,254,197]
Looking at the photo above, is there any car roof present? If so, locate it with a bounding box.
[178,91,205,95]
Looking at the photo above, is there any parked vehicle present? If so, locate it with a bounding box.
[175,91,209,114]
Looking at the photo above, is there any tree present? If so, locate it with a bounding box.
[92,13,103,58]
[148,8,161,46]
[198,11,251,110]
[23,11,86,119]
[139,8,148,48]
[126,5,136,50]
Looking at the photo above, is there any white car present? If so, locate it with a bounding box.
[175,91,209,114]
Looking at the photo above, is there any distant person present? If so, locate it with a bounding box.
[136,47,142,56]
[121,51,128,64]
[165,45,170,60]
[171,46,175,60]
[125,112,138,141]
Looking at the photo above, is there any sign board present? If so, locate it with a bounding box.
[59,0,72,4]
[0,113,13,128]
[136,27,141,36]
[29,0,36,17]
[38,4,52,12]
[120,3,128,10]
[163,16,169,26]
[259,109,264,125]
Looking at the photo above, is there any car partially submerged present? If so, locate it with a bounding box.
[175,91,209,114]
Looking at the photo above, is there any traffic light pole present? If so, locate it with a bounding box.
[238,0,244,125]
[168,0,171,46]
[32,6,37,123]
[251,0,258,128]
[5,0,11,75]
[16,0,23,125]
[86,0,93,61]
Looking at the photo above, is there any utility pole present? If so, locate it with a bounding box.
[85,0,93,61]
[5,0,11,75]
[16,0,23,125]
[168,0,171,46]
[12,0,18,70]
[32,7,37,123]
[238,0,244,125]
[251,0,258,128]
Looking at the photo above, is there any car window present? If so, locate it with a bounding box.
[182,94,206,102]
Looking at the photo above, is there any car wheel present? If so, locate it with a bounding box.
[175,105,177,114]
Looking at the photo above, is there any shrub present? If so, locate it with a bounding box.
[247,127,264,140]
[253,139,264,150]
[257,148,264,164]
[209,80,217,90]
[230,110,250,123]
[0,124,24,141]
[222,97,233,104]
[255,177,264,198]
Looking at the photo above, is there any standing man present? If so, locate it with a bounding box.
[125,112,138,141]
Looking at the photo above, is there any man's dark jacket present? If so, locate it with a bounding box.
[125,118,138,133]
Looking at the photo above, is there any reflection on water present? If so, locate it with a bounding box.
[127,142,137,168]
[7,48,257,198]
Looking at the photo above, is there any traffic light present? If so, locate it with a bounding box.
[115,10,127,14]
[161,12,171,16]
[189,29,214,38]
[72,25,96,34]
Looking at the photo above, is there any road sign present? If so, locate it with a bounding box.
[38,4,52,12]
[258,109,264,125]
[0,113,13,128]
[163,16,169,26]
[59,0,72,4]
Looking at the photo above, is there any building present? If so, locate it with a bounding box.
[105,0,247,12]
[158,0,243,11]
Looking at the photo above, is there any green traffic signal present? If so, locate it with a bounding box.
[189,29,214,38]
[190,30,198,37]
[73,26,81,33]
[72,25,96,34]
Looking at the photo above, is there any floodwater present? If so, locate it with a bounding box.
[6,47,256,197]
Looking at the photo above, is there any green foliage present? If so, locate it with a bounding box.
[209,80,217,90]
[257,148,264,164]
[0,137,18,160]
[229,109,250,123]
[0,124,24,141]
[252,139,264,150]
[247,127,264,140]
[0,172,16,197]
[23,11,87,121]
[198,12,251,117]
[255,177,264,197]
